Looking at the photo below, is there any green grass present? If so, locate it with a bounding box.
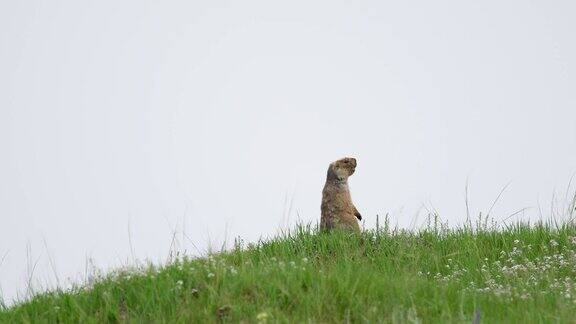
[3,221,576,323]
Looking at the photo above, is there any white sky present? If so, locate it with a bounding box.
[1,0,575,305]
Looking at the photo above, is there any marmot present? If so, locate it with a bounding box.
[320,157,362,231]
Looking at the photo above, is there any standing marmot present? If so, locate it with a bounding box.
[320,157,362,231]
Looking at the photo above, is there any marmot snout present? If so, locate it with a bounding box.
[320,157,362,231]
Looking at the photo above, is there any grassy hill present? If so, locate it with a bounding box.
[2,221,576,323]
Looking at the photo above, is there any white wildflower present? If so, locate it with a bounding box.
[550,239,559,247]
[256,312,269,323]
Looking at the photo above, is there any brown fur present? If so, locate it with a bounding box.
[320,157,362,231]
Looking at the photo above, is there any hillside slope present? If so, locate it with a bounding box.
[2,223,576,323]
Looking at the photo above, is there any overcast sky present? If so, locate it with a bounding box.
[1,0,575,304]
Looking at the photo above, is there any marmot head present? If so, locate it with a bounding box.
[327,157,357,181]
